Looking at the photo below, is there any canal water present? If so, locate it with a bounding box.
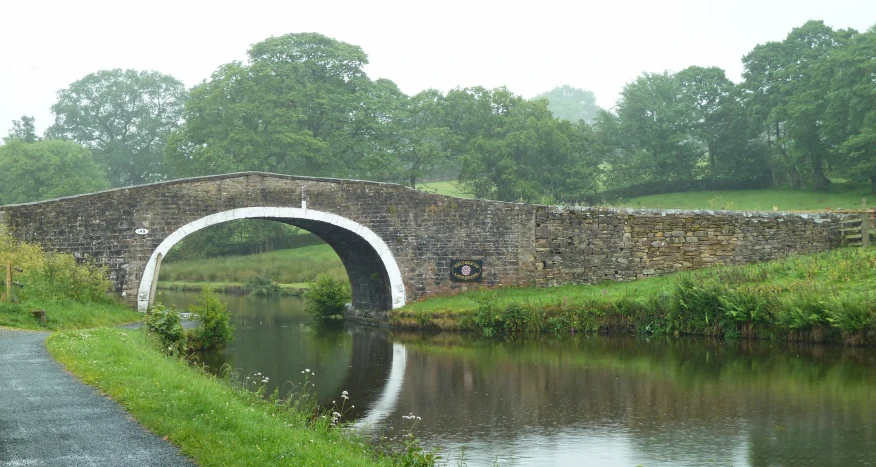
[158,290,876,466]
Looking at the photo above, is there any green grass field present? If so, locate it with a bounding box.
[613,183,873,212]
[159,244,347,285]
[418,179,874,212]
[416,180,473,198]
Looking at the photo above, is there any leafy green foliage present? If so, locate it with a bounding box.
[0,139,108,205]
[469,293,535,337]
[455,89,600,202]
[165,33,394,180]
[243,276,281,296]
[742,20,848,190]
[48,69,186,187]
[391,89,453,188]
[187,289,234,350]
[4,116,39,143]
[143,304,187,355]
[304,275,351,323]
[0,227,114,305]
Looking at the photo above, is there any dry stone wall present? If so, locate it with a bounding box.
[531,207,842,286]
[0,173,844,311]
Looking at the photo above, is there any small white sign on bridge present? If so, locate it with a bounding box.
[135,228,149,235]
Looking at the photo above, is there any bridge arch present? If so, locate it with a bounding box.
[136,206,406,312]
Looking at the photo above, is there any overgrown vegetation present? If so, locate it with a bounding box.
[143,304,187,354]
[145,289,234,353]
[0,227,138,330]
[304,275,352,324]
[394,248,876,345]
[187,289,235,350]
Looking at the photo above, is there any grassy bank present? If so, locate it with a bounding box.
[0,299,138,330]
[158,244,347,285]
[0,227,140,330]
[394,248,876,345]
[46,328,398,467]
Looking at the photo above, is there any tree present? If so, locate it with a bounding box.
[608,71,702,186]
[533,85,601,123]
[166,33,394,180]
[48,69,186,187]
[392,89,452,188]
[742,21,849,190]
[823,27,876,191]
[675,66,770,184]
[4,116,38,143]
[0,139,108,204]
[457,91,599,202]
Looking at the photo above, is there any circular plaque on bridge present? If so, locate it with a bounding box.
[450,259,482,282]
[135,228,149,235]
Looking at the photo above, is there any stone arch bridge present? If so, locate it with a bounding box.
[0,172,842,314]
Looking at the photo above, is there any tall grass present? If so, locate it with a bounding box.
[158,244,348,285]
[394,248,876,345]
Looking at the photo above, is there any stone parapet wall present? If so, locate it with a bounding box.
[531,207,842,286]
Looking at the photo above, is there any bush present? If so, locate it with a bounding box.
[144,304,187,355]
[188,289,234,350]
[0,227,113,304]
[304,276,350,323]
[244,276,281,297]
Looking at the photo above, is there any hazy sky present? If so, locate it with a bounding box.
[2,0,875,137]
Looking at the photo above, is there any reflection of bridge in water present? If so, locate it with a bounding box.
[338,326,407,428]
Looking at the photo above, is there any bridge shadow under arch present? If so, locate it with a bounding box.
[137,207,406,312]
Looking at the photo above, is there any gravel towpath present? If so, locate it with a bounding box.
[0,328,195,466]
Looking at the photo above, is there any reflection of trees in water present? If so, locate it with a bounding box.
[392,334,876,465]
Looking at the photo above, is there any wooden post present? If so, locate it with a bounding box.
[863,199,870,248]
[3,262,11,302]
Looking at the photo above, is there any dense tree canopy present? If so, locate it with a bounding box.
[3,19,874,215]
[166,33,393,180]
[48,69,186,187]
[454,87,599,202]
[741,21,850,190]
[0,139,108,204]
